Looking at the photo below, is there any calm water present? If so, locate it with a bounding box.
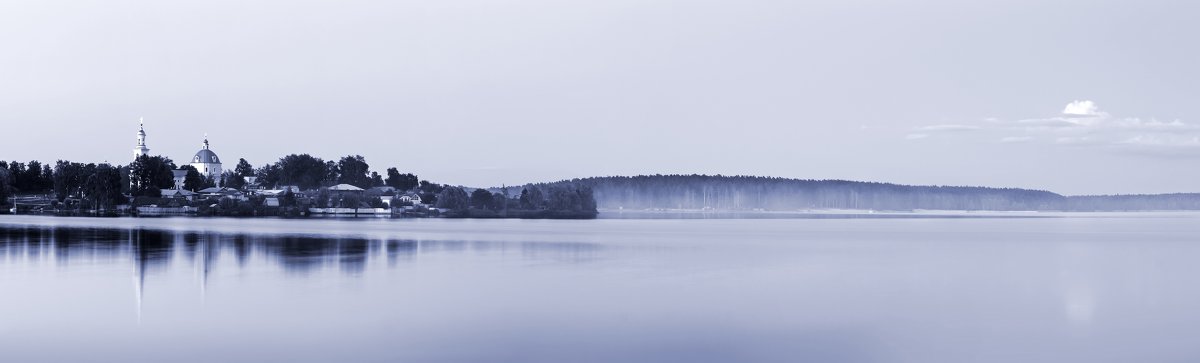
[2,213,1200,363]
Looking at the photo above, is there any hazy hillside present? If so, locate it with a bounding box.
[506,175,1200,212]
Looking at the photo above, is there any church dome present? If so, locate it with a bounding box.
[193,149,220,164]
[192,137,220,164]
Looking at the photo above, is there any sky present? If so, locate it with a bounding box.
[1,0,1198,195]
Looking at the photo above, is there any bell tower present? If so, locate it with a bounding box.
[133,117,150,158]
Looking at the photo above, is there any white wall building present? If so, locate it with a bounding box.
[133,118,150,158]
[190,137,223,184]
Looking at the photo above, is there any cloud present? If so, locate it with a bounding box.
[917,124,980,132]
[1062,100,1106,118]
[910,100,1200,156]
[999,136,1033,143]
[1117,134,1200,148]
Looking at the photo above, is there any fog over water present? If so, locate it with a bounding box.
[3,214,1200,362]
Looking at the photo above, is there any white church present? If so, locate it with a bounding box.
[134,119,224,185]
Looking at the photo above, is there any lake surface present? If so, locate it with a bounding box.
[2,213,1200,363]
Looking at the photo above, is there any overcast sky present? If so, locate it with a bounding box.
[2,0,1198,194]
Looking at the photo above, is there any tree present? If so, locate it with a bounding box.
[491,192,508,211]
[53,161,83,201]
[39,164,53,192]
[470,188,493,209]
[256,164,281,189]
[386,168,420,191]
[23,160,50,193]
[419,180,444,205]
[547,187,582,211]
[234,158,254,177]
[370,171,385,187]
[435,186,469,211]
[0,167,12,206]
[82,164,123,211]
[336,155,371,188]
[128,155,176,197]
[182,166,206,191]
[324,160,339,187]
[520,187,545,210]
[275,154,327,190]
[223,170,246,190]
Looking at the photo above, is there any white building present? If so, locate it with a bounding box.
[190,136,223,183]
[133,118,150,158]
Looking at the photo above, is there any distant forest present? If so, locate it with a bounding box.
[514,175,1200,212]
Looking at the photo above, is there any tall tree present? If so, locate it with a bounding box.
[370,171,385,187]
[385,168,420,191]
[255,163,281,189]
[275,154,327,190]
[234,158,254,177]
[520,187,545,210]
[336,155,371,188]
[39,164,53,192]
[181,166,205,191]
[128,155,176,197]
[223,170,246,189]
[324,160,339,187]
[435,186,469,211]
[418,180,444,205]
[82,164,123,211]
[470,188,493,209]
[0,168,12,206]
[7,161,26,192]
[24,160,47,193]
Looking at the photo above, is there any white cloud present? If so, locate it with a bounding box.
[1062,100,1105,118]
[1117,134,1200,148]
[1111,118,1198,131]
[917,124,980,132]
[906,101,1200,156]
[1054,136,1103,145]
[999,136,1033,143]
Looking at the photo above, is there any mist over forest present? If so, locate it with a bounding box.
[511,175,1200,212]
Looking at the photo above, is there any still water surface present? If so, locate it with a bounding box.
[2,214,1199,363]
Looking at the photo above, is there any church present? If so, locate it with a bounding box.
[134,119,224,185]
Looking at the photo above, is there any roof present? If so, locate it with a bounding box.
[198,187,224,193]
[161,189,197,197]
[193,149,220,164]
[329,184,365,191]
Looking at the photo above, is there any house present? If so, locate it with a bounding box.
[396,193,423,205]
[198,187,247,200]
[160,189,197,200]
[328,184,365,192]
[244,176,262,190]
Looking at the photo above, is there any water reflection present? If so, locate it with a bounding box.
[0,224,603,319]
[0,225,602,272]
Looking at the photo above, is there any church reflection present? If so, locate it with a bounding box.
[0,225,603,318]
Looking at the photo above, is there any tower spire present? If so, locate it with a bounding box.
[134,117,150,158]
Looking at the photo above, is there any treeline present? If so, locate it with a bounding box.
[0,154,431,207]
[433,185,598,218]
[523,175,1200,212]
[251,153,430,200]
[0,160,125,211]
